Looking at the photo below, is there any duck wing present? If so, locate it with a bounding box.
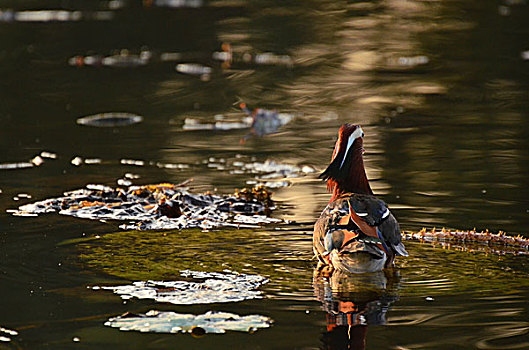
[347,194,408,257]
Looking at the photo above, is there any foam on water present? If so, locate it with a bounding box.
[105,310,272,334]
[94,270,268,304]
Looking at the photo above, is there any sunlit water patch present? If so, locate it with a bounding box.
[93,270,268,304]
[105,310,272,335]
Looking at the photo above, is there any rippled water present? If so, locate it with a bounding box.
[1,0,528,348]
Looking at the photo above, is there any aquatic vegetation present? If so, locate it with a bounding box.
[403,228,529,255]
[105,310,272,334]
[76,113,143,127]
[12,182,280,230]
[93,270,268,304]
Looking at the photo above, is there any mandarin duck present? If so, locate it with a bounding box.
[314,124,407,273]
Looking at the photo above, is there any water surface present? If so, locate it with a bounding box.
[1,0,528,348]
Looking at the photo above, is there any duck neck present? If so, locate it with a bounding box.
[329,151,373,202]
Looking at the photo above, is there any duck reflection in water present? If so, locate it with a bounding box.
[313,268,401,350]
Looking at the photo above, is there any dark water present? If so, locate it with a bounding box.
[1,0,529,348]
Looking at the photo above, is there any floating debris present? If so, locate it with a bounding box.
[124,173,140,179]
[160,52,183,62]
[182,114,253,131]
[233,159,315,179]
[0,9,113,22]
[386,55,429,68]
[212,50,232,63]
[40,151,57,159]
[403,228,529,255]
[117,178,132,187]
[176,63,212,80]
[106,310,271,335]
[105,0,126,10]
[120,159,145,166]
[0,154,46,170]
[240,103,294,141]
[12,182,280,230]
[102,50,151,68]
[0,326,18,343]
[154,162,189,170]
[69,50,152,68]
[68,54,103,67]
[143,0,204,8]
[71,156,102,166]
[246,180,291,189]
[0,162,34,170]
[252,52,293,67]
[77,113,143,127]
[0,327,17,336]
[85,158,102,164]
[211,43,293,68]
[30,155,44,166]
[71,157,83,166]
[238,51,293,67]
[201,156,314,188]
[94,270,268,304]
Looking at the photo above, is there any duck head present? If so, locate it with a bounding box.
[320,124,373,200]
